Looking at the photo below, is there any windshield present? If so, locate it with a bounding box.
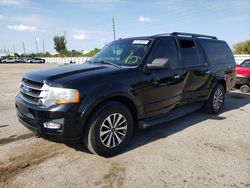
[90,38,152,67]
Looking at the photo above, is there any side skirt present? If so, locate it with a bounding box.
[138,102,203,129]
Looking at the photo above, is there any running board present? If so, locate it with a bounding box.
[138,102,203,129]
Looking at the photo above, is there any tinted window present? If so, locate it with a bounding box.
[199,40,235,65]
[241,60,250,67]
[179,39,200,66]
[147,38,178,67]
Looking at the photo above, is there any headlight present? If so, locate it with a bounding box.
[39,86,79,107]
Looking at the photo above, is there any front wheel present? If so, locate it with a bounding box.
[240,85,250,93]
[84,101,134,157]
[204,84,225,114]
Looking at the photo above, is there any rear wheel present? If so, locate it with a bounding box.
[84,101,133,157]
[204,84,225,114]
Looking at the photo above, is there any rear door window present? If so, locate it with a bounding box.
[179,39,202,66]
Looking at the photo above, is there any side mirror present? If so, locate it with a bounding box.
[146,58,170,70]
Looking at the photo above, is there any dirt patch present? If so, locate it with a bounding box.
[0,124,9,128]
[0,141,66,187]
[204,143,227,152]
[95,162,126,188]
[0,133,34,145]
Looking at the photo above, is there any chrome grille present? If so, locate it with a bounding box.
[19,78,44,105]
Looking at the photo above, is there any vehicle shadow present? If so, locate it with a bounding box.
[124,91,250,154]
[68,91,250,156]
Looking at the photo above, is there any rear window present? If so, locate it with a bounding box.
[198,40,235,66]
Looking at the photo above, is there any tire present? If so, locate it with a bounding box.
[203,84,225,114]
[84,101,134,157]
[240,85,250,93]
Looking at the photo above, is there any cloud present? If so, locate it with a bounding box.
[0,14,3,20]
[138,16,157,23]
[60,0,123,9]
[7,24,43,32]
[72,33,87,40]
[8,14,60,31]
[0,0,28,6]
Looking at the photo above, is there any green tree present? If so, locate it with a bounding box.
[233,40,250,54]
[13,53,20,57]
[83,48,101,57]
[66,50,83,57]
[53,36,67,56]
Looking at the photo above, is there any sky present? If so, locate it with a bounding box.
[0,0,249,54]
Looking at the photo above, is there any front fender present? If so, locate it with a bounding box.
[78,83,144,120]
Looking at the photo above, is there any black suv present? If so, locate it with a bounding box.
[15,32,236,157]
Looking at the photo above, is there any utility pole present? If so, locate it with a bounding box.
[64,31,67,44]
[42,39,45,53]
[22,41,26,55]
[35,37,38,54]
[112,17,116,41]
[12,42,16,54]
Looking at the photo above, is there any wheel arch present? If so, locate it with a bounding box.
[81,94,140,137]
[217,79,226,92]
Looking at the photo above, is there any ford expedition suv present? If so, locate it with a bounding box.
[15,32,236,157]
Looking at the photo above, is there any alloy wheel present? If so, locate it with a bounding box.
[213,89,224,110]
[99,113,128,148]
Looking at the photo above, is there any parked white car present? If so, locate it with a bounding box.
[2,57,17,63]
[27,58,45,63]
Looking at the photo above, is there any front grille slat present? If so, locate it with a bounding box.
[21,81,43,90]
[20,89,40,98]
[19,78,44,105]
[19,93,38,105]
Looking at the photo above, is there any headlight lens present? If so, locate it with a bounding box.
[39,86,79,107]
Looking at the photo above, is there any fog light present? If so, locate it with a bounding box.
[43,122,62,129]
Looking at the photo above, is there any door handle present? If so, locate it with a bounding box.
[174,74,180,79]
[205,70,211,74]
[153,80,167,86]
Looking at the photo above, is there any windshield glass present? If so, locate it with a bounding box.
[90,38,152,67]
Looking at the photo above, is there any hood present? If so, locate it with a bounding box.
[235,67,250,77]
[23,63,118,84]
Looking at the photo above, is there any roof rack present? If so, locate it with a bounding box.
[170,32,217,39]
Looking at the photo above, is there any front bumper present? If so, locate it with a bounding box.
[15,95,85,143]
[236,76,250,85]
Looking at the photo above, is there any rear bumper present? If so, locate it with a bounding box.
[15,95,85,143]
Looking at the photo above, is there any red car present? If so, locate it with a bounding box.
[235,59,250,93]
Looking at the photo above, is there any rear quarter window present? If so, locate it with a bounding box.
[198,40,235,66]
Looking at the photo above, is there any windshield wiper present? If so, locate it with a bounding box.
[95,60,121,68]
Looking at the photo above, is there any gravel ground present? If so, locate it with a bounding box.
[0,63,249,188]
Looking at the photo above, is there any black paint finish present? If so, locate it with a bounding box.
[15,33,236,142]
